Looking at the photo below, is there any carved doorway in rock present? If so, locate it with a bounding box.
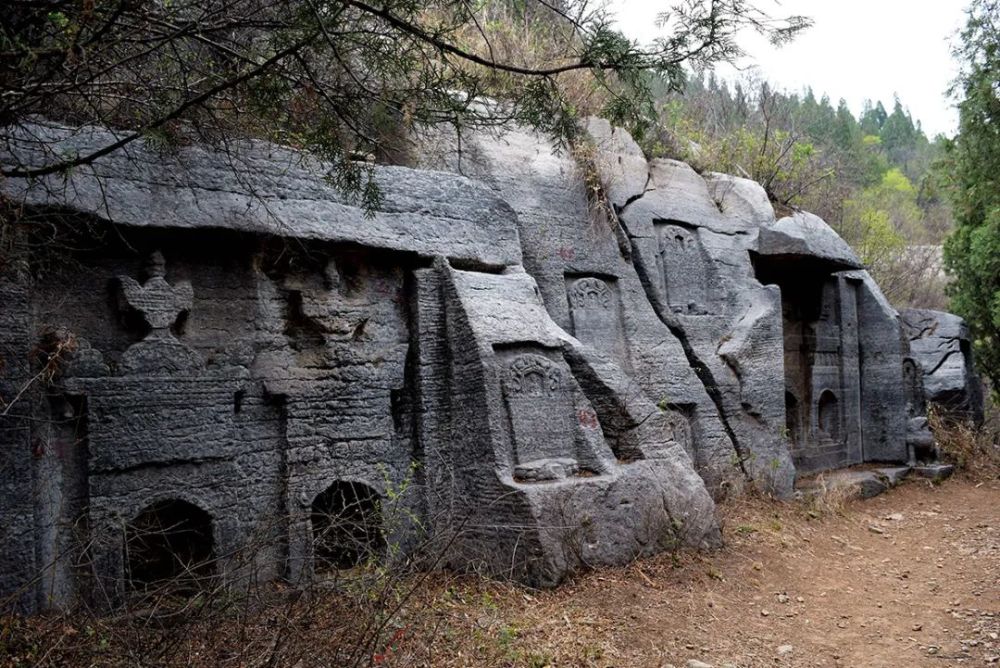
[755,257,863,472]
[124,499,215,593]
[817,390,841,441]
[311,481,385,571]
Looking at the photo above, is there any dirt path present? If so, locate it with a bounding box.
[432,477,999,668]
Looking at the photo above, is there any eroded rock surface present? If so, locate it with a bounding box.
[0,120,971,612]
[901,308,985,424]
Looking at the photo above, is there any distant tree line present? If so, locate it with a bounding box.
[645,71,953,309]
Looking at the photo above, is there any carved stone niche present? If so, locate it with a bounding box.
[902,357,926,418]
[565,275,629,367]
[499,350,579,482]
[661,402,696,460]
[655,220,710,315]
[816,389,841,442]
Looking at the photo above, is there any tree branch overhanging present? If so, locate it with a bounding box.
[0,0,811,192]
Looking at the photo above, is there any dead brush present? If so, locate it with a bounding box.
[928,402,1000,481]
[799,474,861,517]
[0,471,468,668]
[443,0,614,122]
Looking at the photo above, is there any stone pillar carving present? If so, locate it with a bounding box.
[566,277,628,366]
[657,222,710,315]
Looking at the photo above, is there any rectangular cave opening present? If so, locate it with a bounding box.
[753,254,853,473]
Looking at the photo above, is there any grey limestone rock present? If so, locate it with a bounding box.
[583,125,794,496]
[584,117,650,209]
[758,212,863,270]
[901,308,984,424]
[911,463,956,481]
[1,122,522,269]
[704,172,775,227]
[0,117,957,613]
[417,122,754,498]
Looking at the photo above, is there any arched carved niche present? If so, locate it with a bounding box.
[817,390,841,442]
[567,277,611,310]
[500,351,578,480]
[311,481,385,571]
[124,499,215,594]
[656,221,710,315]
[565,276,629,369]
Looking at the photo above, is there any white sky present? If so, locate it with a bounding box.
[607,0,968,137]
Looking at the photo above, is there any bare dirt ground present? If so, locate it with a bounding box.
[413,476,999,668]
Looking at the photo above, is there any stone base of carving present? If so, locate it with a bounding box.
[514,457,579,482]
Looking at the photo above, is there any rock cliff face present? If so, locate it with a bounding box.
[901,308,984,425]
[0,121,981,612]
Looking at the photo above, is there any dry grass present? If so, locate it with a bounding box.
[0,481,862,667]
[928,400,1000,481]
[796,474,862,517]
[4,397,997,666]
[445,1,614,121]
[0,570,615,668]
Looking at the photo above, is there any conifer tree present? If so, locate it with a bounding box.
[942,0,1000,394]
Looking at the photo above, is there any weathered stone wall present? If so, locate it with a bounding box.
[0,229,36,612]
[901,308,985,425]
[417,120,789,496]
[7,226,431,607]
[417,120,919,491]
[0,120,968,613]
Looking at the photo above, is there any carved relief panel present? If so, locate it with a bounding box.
[902,357,926,418]
[117,250,201,373]
[565,276,630,368]
[655,221,710,315]
[500,351,578,481]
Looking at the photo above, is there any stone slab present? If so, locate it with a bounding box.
[1,122,523,268]
[758,212,863,269]
[900,308,984,424]
[911,463,955,482]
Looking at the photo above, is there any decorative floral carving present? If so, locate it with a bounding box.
[505,354,561,395]
[119,251,193,340]
[567,277,611,309]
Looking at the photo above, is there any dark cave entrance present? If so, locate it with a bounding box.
[311,481,385,571]
[754,252,861,472]
[785,391,802,446]
[124,499,215,593]
[756,257,826,460]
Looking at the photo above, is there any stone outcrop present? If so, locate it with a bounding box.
[901,308,984,425]
[0,120,973,613]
